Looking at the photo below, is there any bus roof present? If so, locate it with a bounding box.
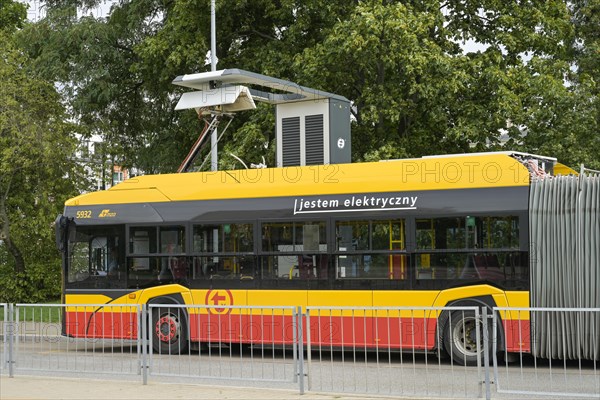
[66,153,539,207]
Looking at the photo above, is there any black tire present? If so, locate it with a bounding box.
[151,306,188,354]
[443,310,491,366]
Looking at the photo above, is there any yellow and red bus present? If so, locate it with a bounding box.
[55,151,574,365]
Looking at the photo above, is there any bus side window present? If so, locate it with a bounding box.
[90,236,108,276]
[68,233,91,282]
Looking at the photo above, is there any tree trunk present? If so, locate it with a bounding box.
[0,198,25,273]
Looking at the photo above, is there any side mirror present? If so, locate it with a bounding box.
[54,215,72,253]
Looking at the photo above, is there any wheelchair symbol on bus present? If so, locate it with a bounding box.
[205,289,233,315]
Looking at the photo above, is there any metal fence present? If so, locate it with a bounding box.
[492,307,600,399]
[11,303,142,378]
[146,304,303,392]
[1,303,599,399]
[305,306,484,398]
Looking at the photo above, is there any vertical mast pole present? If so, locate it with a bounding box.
[210,0,218,171]
[210,0,219,256]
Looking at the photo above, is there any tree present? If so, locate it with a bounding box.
[565,0,600,169]
[0,21,79,301]
[0,0,27,32]
[18,0,600,172]
[18,0,357,172]
[293,1,594,166]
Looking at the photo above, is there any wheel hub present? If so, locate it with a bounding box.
[454,318,480,356]
[156,315,180,343]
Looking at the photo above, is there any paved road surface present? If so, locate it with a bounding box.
[0,375,410,400]
[3,334,598,399]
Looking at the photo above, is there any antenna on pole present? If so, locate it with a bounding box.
[210,0,218,171]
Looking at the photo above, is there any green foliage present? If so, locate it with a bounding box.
[293,0,594,166]
[0,0,27,32]
[17,0,356,171]
[221,104,276,170]
[18,0,596,171]
[0,0,597,300]
[0,31,79,302]
[0,268,61,304]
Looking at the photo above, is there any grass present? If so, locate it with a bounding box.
[0,301,63,323]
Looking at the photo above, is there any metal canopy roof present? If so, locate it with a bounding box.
[172,68,349,105]
[174,85,257,112]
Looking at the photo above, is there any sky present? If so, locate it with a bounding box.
[23,0,110,21]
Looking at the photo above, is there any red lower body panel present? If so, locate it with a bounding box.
[188,314,439,350]
[64,311,138,340]
[64,309,531,353]
[503,318,531,353]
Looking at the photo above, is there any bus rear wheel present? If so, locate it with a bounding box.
[443,310,491,366]
[152,307,188,354]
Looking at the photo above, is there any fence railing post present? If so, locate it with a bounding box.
[136,304,141,376]
[305,309,312,392]
[482,307,491,400]
[292,306,298,383]
[7,303,14,378]
[297,306,304,395]
[492,309,499,391]
[1,304,6,374]
[141,304,148,385]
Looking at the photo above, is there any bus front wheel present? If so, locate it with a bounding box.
[443,310,491,366]
[152,307,188,354]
